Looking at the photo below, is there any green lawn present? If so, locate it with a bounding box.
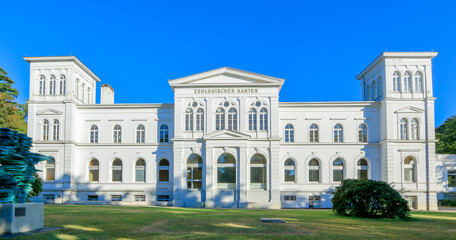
[11,205,456,240]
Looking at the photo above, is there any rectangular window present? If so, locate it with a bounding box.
[88,195,99,201]
[135,195,146,201]
[285,170,295,182]
[448,170,456,187]
[250,166,266,189]
[136,169,145,182]
[309,170,319,182]
[309,196,321,208]
[111,195,122,201]
[333,170,343,182]
[89,170,99,182]
[159,169,169,182]
[217,167,236,188]
[157,195,170,201]
[404,168,414,182]
[43,194,55,204]
[284,195,296,201]
[358,169,368,180]
[112,170,122,182]
[46,168,55,181]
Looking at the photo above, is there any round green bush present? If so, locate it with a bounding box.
[332,179,410,218]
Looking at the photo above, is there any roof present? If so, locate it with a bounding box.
[24,56,101,82]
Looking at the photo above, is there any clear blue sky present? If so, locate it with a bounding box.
[1,0,455,126]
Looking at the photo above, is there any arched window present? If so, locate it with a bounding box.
[259,108,268,130]
[112,159,122,182]
[136,124,145,143]
[39,75,46,95]
[90,125,98,143]
[217,153,236,188]
[196,108,204,131]
[216,107,225,130]
[400,118,408,140]
[42,120,50,140]
[89,159,99,182]
[357,159,368,179]
[404,156,416,182]
[393,71,400,92]
[159,124,169,142]
[82,83,86,102]
[249,108,257,131]
[371,80,376,100]
[49,75,56,95]
[113,125,122,143]
[75,79,80,98]
[284,159,296,182]
[334,124,343,143]
[414,72,423,92]
[135,159,146,182]
[411,118,419,140]
[185,108,193,131]
[285,124,294,143]
[403,72,412,92]
[59,75,66,95]
[366,84,370,100]
[53,120,60,140]
[227,108,237,131]
[333,158,344,182]
[250,154,266,189]
[187,154,203,189]
[45,157,55,181]
[158,159,170,182]
[358,124,368,143]
[309,124,319,142]
[377,76,382,97]
[309,159,320,182]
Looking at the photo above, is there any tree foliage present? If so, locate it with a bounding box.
[0,67,27,133]
[27,173,43,201]
[332,179,410,219]
[436,115,456,154]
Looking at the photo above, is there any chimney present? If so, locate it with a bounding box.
[100,84,114,104]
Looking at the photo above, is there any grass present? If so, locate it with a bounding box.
[8,205,456,240]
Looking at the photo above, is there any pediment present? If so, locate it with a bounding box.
[203,129,251,140]
[394,106,424,114]
[169,67,284,91]
[36,108,63,115]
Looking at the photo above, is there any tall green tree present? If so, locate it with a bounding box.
[436,115,456,154]
[0,67,27,133]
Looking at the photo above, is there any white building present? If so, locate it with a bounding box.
[25,52,456,210]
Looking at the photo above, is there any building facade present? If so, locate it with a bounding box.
[25,52,456,210]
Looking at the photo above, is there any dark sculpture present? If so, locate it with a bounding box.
[0,128,51,203]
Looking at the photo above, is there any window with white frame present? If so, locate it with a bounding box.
[259,108,268,131]
[333,158,344,182]
[135,159,146,182]
[49,75,56,95]
[448,170,456,187]
[411,118,419,140]
[187,154,203,189]
[249,108,257,130]
[357,159,368,179]
[284,159,296,182]
[196,108,204,131]
[59,75,66,95]
[112,159,122,182]
[400,118,408,140]
[285,124,294,142]
[158,159,169,182]
[393,71,400,92]
[39,75,46,95]
[414,72,423,92]
[90,125,98,143]
[113,125,122,143]
[82,83,86,102]
[216,101,238,131]
[403,72,412,92]
[42,119,50,140]
[136,124,145,143]
[185,108,193,131]
[309,196,321,208]
[358,124,367,143]
[309,124,319,142]
[89,159,99,182]
[371,80,376,100]
[159,124,169,142]
[217,153,236,189]
[53,119,60,140]
[216,107,225,130]
[404,156,416,182]
[75,79,80,98]
[309,159,320,182]
[135,195,146,201]
[250,154,266,189]
[45,157,55,181]
[284,195,296,201]
[88,88,91,103]
[227,107,237,131]
[334,124,343,143]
